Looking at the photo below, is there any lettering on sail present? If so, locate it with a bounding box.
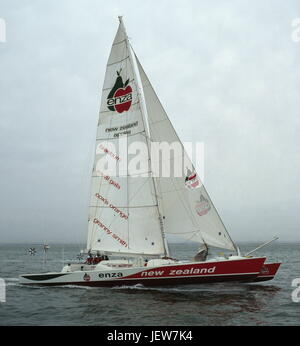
[93,218,128,247]
[95,171,121,190]
[105,121,138,138]
[95,193,129,220]
[97,144,120,161]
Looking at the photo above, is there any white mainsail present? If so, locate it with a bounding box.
[86,18,167,256]
[87,18,237,256]
[135,54,237,252]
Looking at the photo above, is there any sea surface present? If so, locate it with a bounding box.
[0,242,299,326]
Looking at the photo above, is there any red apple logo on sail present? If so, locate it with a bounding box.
[114,86,132,113]
[185,168,200,189]
[107,70,132,114]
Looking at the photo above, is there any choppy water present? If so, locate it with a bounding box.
[0,242,299,326]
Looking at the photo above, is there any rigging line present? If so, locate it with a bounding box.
[124,38,130,249]
[87,101,107,252]
[182,231,202,245]
[168,230,198,235]
[107,56,130,67]
[139,130,152,143]
[127,46,169,256]
[126,48,130,248]
[152,169,166,219]
[201,185,236,250]
[112,38,127,47]
[128,42,169,257]
[127,177,152,203]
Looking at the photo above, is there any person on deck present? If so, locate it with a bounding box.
[85,253,93,265]
[93,254,102,264]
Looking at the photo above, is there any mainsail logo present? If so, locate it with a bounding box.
[107,70,132,113]
[195,194,211,216]
[185,168,200,189]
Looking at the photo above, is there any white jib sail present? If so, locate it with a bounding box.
[86,18,166,256]
[135,53,237,252]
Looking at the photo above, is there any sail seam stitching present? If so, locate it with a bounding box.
[89,205,158,208]
[112,39,127,46]
[107,56,130,67]
[95,130,146,141]
[102,79,135,91]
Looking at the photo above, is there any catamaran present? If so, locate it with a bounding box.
[20,17,280,287]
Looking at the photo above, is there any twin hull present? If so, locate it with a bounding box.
[19,257,275,287]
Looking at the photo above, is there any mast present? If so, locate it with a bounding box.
[119,16,170,257]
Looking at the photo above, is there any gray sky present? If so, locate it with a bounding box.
[0,0,300,244]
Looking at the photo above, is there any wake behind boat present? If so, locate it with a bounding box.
[20,17,280,287]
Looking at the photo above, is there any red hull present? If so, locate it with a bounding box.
[21,257,269,287]
[40,274,259,287]
[250,262,281,282]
